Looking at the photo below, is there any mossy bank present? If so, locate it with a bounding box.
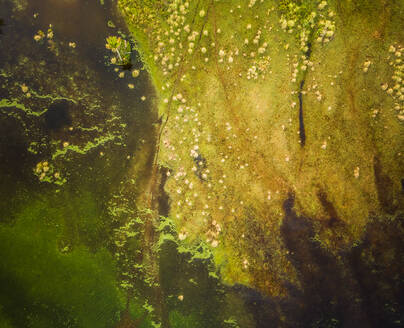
[118,0,404,296]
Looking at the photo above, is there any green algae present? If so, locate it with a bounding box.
[177,241,214,263]
[0,196,124,328]
[28,90,78,104]
[224,317,240,328]
[0,98,48,117]
[51,134,122,160]
[74,126,103,133]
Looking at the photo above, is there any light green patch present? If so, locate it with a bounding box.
[0,98,47,116]
[52,134,121,159]
[28,89,78,104]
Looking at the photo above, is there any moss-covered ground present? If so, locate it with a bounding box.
[119,0,404,296]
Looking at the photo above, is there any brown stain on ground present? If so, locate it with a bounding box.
[373,155,398,214]
[115,310,147,328]
[374,0,391,40]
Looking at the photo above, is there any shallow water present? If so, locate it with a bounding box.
[0,1,158,325]
[0,0,155,191]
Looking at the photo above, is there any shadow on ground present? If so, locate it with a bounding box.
[229,194,404,328]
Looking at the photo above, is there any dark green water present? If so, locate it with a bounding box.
[0,0,157,326]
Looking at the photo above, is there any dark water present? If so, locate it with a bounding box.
[0,1,158,326]
[0,0,152,115]
[0,0,156,193]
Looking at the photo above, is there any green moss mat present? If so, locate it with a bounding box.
[119,0,404,294]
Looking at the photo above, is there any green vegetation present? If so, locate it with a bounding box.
[106,36,132,66]
[0,197,122,328]
[119,0,404,295]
